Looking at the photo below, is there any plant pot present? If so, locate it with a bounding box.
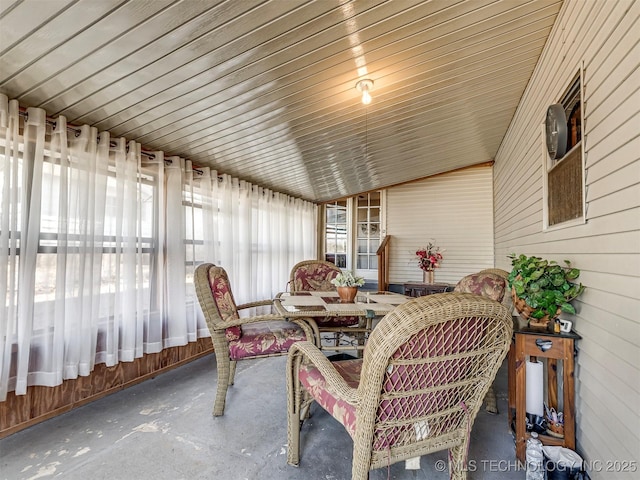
[422,269,434,284]
[511,287,562,329]
[337,286,358,303]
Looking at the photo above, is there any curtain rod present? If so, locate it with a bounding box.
[13,110,290,192]
[15,109,272,186]
[18,109,159,160]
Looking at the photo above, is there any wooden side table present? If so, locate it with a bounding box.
[508,319,581,463]
[403,282,454,297]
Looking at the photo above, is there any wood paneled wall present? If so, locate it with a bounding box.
[0,338,213,439]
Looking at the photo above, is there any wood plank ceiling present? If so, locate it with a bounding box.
[0,0,563,203]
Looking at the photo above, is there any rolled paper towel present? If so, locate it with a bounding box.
[526,360,544,416]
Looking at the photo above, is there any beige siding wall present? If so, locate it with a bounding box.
[387,165,495,285]
[493,1,640,477]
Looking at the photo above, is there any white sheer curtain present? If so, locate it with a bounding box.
[184,165,317,310]
[0,95,316,400]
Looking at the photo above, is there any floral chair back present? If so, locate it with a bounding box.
[289,259,341,292]
[453,268,512,414]
[453,271,506,302]
[288,260,360,341]
[454,268,513,312]
[207,266,242,341]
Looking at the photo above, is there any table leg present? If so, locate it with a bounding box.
[563,339,576,450]
[515,334,527,463]
[508,340,515,423]
[548,358,558,410]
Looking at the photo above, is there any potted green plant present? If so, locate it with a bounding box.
[508,254,585,328]
[331,271,365,302]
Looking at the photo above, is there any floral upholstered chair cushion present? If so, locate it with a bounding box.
[298,359,361,437]
[228,321,307,360]
[290,260,359,328]
[291,261,340,292]
[453,272,506,303]
[208,269,307,355]
[208,269,242,341]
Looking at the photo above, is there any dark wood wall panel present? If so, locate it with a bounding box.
[0,338,213,438]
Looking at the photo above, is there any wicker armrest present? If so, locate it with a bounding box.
[236,299,273,310]
[216,313,287,330]
[288,319,315,345]
[286,317,322,347]
[215,314,313,341]
[289,341,359,404]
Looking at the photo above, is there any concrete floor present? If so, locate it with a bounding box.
[1,352,526,480]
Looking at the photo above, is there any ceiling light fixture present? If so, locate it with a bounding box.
[355,79,374,105]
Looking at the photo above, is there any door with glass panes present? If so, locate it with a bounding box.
[323,192,383,285]
[355,192,381,282]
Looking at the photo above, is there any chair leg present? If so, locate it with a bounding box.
[229,360,237,385]
[351,445,373,480]
[448,441,469,480]
[301,388,312,419]
[484,385,498,414]
[213,352,231,417]
[286,351,302,466]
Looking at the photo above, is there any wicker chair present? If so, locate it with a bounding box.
[194,263,312,416]
[454,269,511,414]
[288,260,365,350]
[287,293,513,480]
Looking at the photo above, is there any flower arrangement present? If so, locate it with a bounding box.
[415,241,444,271]
[330,271,365,287]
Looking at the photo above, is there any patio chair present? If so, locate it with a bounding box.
[454,269,511,414]
[287,293,513,480]
[288,260,365,350]
[194,263,312,416]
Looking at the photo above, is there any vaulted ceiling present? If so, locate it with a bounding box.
[0,0,563,202]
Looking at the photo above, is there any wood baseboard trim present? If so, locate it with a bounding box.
[0,338,214,439]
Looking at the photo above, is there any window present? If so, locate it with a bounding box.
[2,142,158,333]
[324,200,348,268]
[544,68,586,229]
[184,179,207,277]
[356,192,380,270]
